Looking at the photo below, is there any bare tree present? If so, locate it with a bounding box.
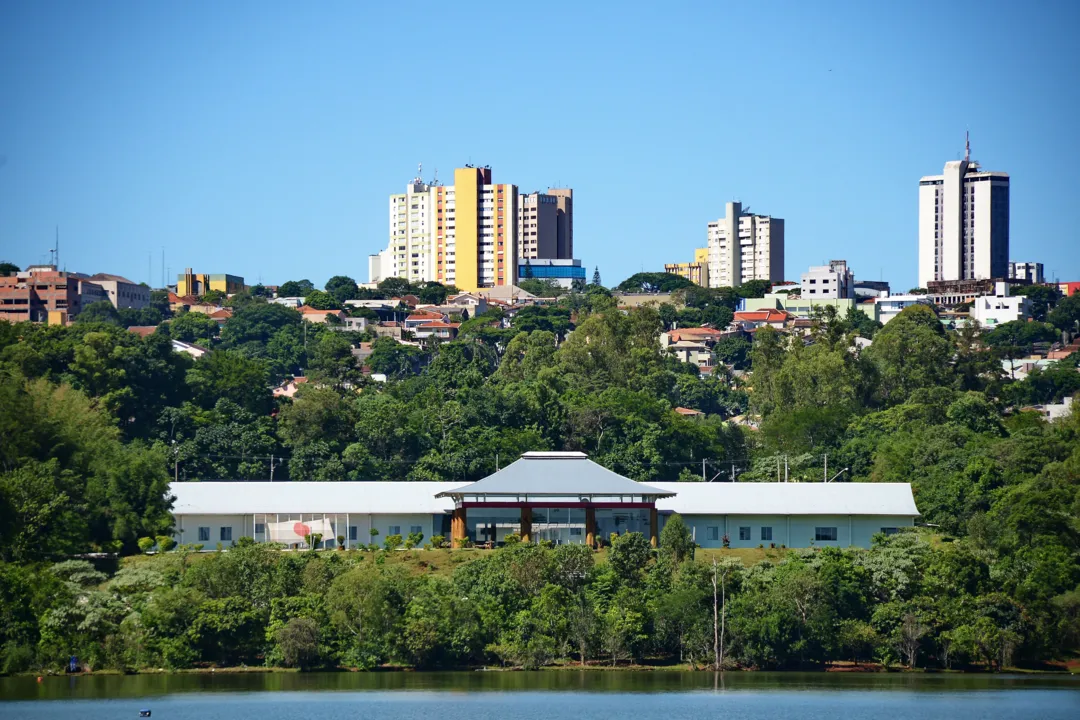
[900,613,927,668]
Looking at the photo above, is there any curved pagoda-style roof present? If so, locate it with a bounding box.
[436,451,675,503]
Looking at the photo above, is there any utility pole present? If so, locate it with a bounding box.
[269,454,275,482]
[702,458,706,482]
[172,440,179,482]
[784,456,789,483]
[823,454,827,483]
[776,456,781,483]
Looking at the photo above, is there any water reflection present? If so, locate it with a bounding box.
[2,670,1078,701]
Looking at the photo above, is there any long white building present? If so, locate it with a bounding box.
[706,201,784,289]
[169,453,918,551]
[918,139,1010,288]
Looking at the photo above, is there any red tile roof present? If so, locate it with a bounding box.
[127,325,158,337]
[417,321,461,329]
[209,308,233,319]
[407,312,444,322]
[733,309,790,323]
[674,406,704,415]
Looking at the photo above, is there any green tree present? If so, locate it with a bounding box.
[616,272,695,293]
[186,350,271,414]
[304,289,340,310]
[324,275,360,304]
[275,617,321,669]
[592,267,602,287]
[1009,285,1060,322]
[608,532,652,585]
[167,311,220,344]
[865,305,951,405]
[278,279,315,297]
[660,514,693,562]
[0,262,19,276]
[76,300,120,325]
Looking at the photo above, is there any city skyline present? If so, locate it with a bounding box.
[2,2,1079,290]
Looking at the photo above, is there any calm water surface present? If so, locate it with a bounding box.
[1,671,1078,720]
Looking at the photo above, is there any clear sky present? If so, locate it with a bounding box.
[1,1,1078,291]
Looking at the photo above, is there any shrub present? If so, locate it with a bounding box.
[430,534,447,549]
[503,532,521,545]
[137,537,155,553]
[383,534,403,551]
[404,531,424,549]
[336,534,345,549]
[156,535,177,552]
[275,617,320,670]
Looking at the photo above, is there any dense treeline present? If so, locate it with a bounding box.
[1,277,1079,673]
[1,522,1077,673]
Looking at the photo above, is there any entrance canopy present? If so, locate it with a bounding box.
[435,451,675,506]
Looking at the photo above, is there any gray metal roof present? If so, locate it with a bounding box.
[652,482,919,516]
[435,452,675,499]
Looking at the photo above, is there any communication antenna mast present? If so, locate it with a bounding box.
[49,226,59,268]
[965,130,970,162]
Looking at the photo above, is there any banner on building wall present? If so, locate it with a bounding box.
[265,517,336,544]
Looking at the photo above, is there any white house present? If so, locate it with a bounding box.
[970,282,1031,327]
[875,295,932,324]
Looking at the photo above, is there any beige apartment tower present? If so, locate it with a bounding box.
[706,202,784,288]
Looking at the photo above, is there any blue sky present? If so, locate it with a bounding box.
[1,1,1078,291]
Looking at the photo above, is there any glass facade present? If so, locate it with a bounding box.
[518,265,586,280]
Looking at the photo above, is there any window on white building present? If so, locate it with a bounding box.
[198,527,210,542]
[220,527,232,542]
[707,526,719,541]
[739,526,751,541]
[388,525,401,536]
[815,527,838,542]
[761,527,773,541]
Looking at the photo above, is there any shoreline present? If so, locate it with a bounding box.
[13,661,1076,678]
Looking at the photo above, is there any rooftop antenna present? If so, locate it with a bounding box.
[964,130,970,162]
[50,226,59,269]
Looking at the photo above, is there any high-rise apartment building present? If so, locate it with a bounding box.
[371,166,521,293]
[384,174,437,285]
[917,138,1009,288]
[1008,261,1044,284]
[517,189,574,261]
[706,202,784,289]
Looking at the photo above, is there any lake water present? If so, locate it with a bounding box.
[1,671,1078,720]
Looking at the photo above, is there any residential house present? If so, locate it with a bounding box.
[208,308,233,326]
[970,282,1031,327]
[412,321,461,341]
[732,309,791,331]
[667,340,713,368]
[404,311,447,330]
[373,322,404,340]
[272,377,308,399]
[171,340,210,359]
[298,306,346,324]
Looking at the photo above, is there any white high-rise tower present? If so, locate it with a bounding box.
[918,135,1010,288]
